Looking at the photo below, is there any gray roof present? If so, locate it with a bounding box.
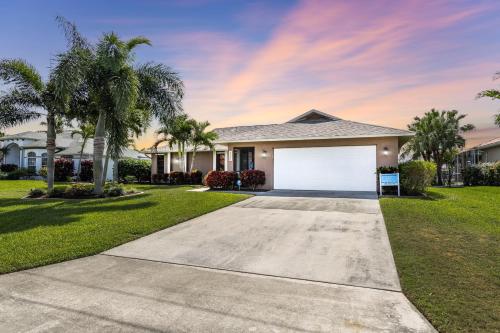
[213,110,413,143]
[1,130,148,159]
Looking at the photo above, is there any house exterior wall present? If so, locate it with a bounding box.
[226,137,400,189]
[187,151,212,175]
[484,146,500,162]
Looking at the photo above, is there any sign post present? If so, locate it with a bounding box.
[379,173,400,196]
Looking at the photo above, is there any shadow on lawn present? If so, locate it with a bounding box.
[0,193,158,234]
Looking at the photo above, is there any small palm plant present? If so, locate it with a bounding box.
[189,120,218,172]
[71,122,95,180]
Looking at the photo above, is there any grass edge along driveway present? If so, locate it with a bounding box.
[380,186,500,333]
[0,180,249,274]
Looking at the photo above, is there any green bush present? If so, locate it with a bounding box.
[28,188,46,198]
[104,183,125,197]
[39,167,48,178]
[376,166,398,174]
[64,183,94,198]
[169,171,185,185]
[0,164,18,172]
[464,162,500,186]
[123,175,137,184]
[48,185,69,198]
[118,159,151,182]
[399,160,437,195]
[6,168,30,180]
[79,160,93,182]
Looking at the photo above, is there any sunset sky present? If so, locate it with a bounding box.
[1,0,499,148]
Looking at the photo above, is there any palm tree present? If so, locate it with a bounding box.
[403,109,474,185]
[54,30,184,194]
[188,120,218,172]
[0,59,61,190]
[477,71,500,127]
[71,122,95,179]
[40,116,66,134]
[156,114,192,171]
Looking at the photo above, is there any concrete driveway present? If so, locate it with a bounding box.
[0,191,435,332]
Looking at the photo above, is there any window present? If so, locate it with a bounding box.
[41,153,47,168]
[27,152,36,172]
[157,155,165,174]
[233,147,255,172]
[216,152,225,171]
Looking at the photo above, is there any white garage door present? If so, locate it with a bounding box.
[274,146,377,191]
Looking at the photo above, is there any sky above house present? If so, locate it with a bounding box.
[1,0,499,148]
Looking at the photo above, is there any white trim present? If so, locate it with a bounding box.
[224,151,228,171]
[166,152,171,173]
[212,150,216,170]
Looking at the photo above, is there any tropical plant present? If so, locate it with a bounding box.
[442,147,460,187]
[71,122,95,179]
[402,109,474,185]
[54,27,184,195]
[188,119,218,172]
[399,161,437,195]
[40,116,66,134]
[477,71,500,127]
[155,114,192,171]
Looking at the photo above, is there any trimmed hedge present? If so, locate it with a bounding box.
[79,160,93,182]
[399,161,437,195]
[240,170,266,190]
[118,158,151,182]
[54,158,74,181]
[463,162,500,186]
[0,164,17,172]
[205,171,237,190]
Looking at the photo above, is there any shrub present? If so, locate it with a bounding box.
[376,166,398,174]
[399,160,437,195]
[151,174,162,184]
[123,175,137,184]
[169,171,185,185]
[104,183,125,197]
[79,160,93,182]
[5,168,29,180]
[39,167,48,178]
[28,188,46,198]
[54,158,74,181]
[48,185,69,198]
[204,171,237,190]
[190,169,203,184]
[464,162,500,186]
[118,159,151,182]
[64,183,94,198]
[0,164,17,172]
[240,170,266,190]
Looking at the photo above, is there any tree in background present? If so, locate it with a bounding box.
[188,120,218,172]
[71,122,95,179]
[403,109,475,185]
[155,114,192,171]
[477,71,500,127]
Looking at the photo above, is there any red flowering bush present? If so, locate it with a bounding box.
[79,160,93,182]
[169,171,185,185]
[204,171,237,189]
[240,170,266,190]
[54,158,74,181]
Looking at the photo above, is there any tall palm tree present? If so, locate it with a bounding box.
[71,122,95,179]
[156,114,192,171]
[477,71,500,127]
[403,109,474,185]
[55,30,184,194]
[188,120,218,172]
[0,59,61,190]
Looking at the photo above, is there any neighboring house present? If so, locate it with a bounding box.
[457,137,500,167]
[0,131,149,180]
[147,109,413,191]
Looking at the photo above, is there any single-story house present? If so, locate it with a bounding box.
[148,109,413,191]
[0,130,149,180]
[457,137,500,166]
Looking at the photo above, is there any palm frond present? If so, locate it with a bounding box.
[55,16,91,50]
[126,37,151,50]
[0,59,44,93]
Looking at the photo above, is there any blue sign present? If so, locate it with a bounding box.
[380,173,399,186]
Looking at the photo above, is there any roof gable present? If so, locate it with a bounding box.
[287,109,340,123]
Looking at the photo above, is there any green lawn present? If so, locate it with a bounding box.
[0,180,249,274]
[380,187,500,333]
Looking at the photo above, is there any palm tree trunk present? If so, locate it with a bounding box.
[102,145,111,186]
[46,113,56,192]
[77,138,87,181]
[436,161,443,186]
[190,147,197,173]
[93,111,106,194]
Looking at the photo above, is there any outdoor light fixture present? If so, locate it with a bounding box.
[261,149,268,158]
[383,147,389,155]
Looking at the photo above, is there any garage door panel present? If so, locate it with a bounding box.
[274,146,376,191]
